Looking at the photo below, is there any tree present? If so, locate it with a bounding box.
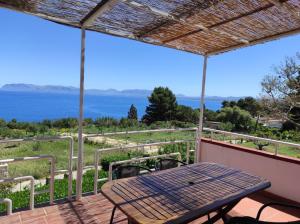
[26,124,38,135]
[7,119,18,129]
[261,53,300,128]
[142,87,178,124]
[237,97,261,117]
[127,104,138,120]
[217,106,254,131]
[221,100,237,108]
[204,109,218,121]
[176,105,199,124]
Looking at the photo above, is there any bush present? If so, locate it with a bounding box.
[94,117,119,127]
[100,152,132,171]
[217,106,254,131]
[0,169,108,212]
[119,118,139,128]
[158,142,194,164]
[219,122,234,131]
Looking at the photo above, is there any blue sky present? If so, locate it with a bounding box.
[1,8,300,97]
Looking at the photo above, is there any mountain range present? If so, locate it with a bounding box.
[0,83,241,101]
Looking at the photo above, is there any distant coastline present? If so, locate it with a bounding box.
[0,83,242,101]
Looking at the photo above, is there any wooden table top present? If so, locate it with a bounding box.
[101,162,271,224]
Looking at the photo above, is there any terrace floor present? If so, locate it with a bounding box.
[0,192,299,224]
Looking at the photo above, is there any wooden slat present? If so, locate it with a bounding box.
[101,162,271,224]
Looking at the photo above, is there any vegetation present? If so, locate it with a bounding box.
[127,104,138,120]
[142,87,178,124]
[217,106,254,131]
[0,140,110,179]
[0,142,191,212]
[0,169,108,212]
[260,52,300,129]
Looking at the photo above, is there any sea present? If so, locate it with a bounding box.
[0,91,222,122]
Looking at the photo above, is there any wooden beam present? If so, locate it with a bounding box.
[121,0,249,44]
[149,0,289,44]
[81,0,119,27]
[207,26,300,56]
[162,2,276,44]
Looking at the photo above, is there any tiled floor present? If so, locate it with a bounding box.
[0,193,299,224]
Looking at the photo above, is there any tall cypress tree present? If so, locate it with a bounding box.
[127,104,138,120]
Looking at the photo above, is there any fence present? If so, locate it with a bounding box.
[202,128,300,155]
[108,152,182,181]
[0,136,74,200]
[0,176,34,211]
[1,127,299,215]
[0,155,55,205]
[93,140,194,194]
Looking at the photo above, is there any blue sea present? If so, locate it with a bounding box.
[0,91,222,122]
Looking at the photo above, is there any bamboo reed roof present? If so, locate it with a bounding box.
[1,0,300,55]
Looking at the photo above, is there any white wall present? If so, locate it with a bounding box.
[200,140,300,203]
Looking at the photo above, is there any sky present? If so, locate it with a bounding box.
[0,8,300,97]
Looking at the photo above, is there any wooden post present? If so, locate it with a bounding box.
[196,55,208,163]
[76,28,86,200]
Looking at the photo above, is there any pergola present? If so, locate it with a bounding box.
[1,0,300,200]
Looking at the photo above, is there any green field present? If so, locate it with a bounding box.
[0,140,110,178]
[1,129,299,180]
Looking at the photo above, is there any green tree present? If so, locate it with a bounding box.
[204,109,218,121]
[7,119,18,129]
[127,104,138,120]
[26,124,38,135]
[237,97,261,117]
[217,106,254,131]
[142,87,178,124]
[176,105,199,124]
[221,100,237,108]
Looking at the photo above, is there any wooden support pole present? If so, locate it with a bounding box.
[76,28,86,200]
[196,55,208,163]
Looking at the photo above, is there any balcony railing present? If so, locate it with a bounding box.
[0,127,299,215]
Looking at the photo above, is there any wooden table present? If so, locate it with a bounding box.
[101,162,271,224]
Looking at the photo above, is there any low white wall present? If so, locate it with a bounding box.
[200,140,300,203]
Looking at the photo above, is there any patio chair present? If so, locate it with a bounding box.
[110,164,152,224]
[155,158,187,171]
[226,202,300,224]
[112,164,152,180]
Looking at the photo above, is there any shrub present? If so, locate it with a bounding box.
[100,152,132,171]
[219,122,234,132]
[158,142,194,164]
[0,170,108,212]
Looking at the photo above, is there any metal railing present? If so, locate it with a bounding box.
[203,128,300,155]
[108,152,182,181]
[86,127,197,138]
[0,155,55,205]
[93,140,194,194]
[1,127,299,215]
[0,176,34,210]
[0,136,74,200]
[0,198,12,215]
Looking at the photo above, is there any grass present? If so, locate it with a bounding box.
[0,140,110,178]
[1,129,299,180]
